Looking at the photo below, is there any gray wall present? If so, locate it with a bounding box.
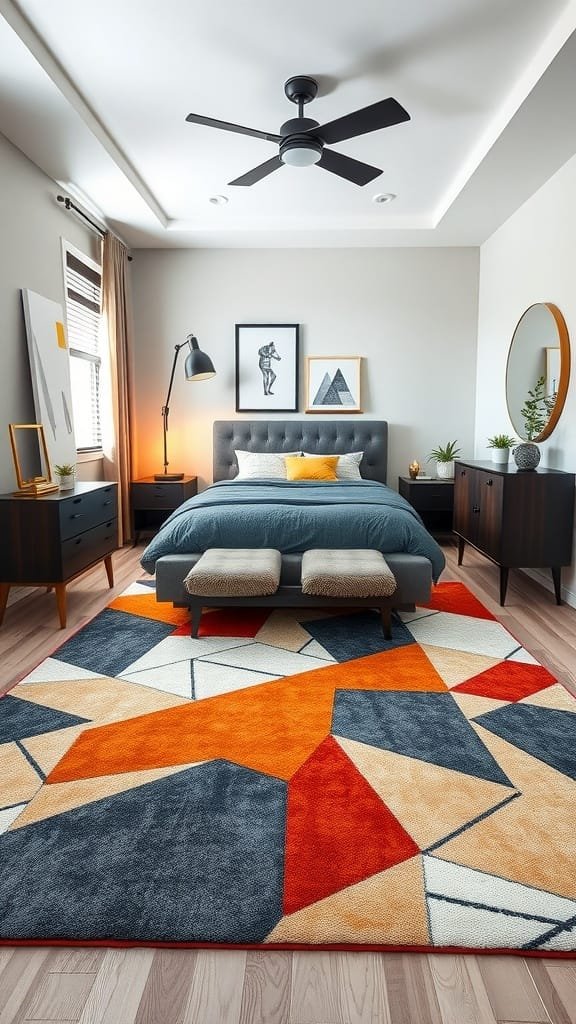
[131,247,480,489]
[0,132,100,492]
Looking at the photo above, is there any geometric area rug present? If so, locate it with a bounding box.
[0,580,575,956]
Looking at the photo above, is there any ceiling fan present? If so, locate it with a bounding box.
[185,75,410,187]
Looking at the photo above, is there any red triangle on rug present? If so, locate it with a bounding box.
[453,660,557,701]
[283,736,419,915]
[422,581,496,620]
[172,607,272,638]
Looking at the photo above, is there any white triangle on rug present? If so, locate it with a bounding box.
[298,639,336,661]
[538,924,576,951]
[17,658,102,684]
[115,581,156,597]
[120,660,193,698]
[196,642,333,677]
[0,804,27,835]
[408,612,518,658]
[120,635,253,677]
[427,892,552,948]
[193,661,281,700]
[507,647,539,665]
[398,607,439,624]
[423,855,576,924]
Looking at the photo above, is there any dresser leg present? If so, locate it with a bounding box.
[499,567,509,606]
[54,584,67,629]
[457,537,465,566]
[0,583,10,626]
[551,567,562,604]
[104,555,114,589]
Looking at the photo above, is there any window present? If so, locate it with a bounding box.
[63,244,103,451]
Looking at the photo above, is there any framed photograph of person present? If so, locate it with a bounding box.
[235,324,299,412]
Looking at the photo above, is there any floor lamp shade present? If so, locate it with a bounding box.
[154,335,216,481]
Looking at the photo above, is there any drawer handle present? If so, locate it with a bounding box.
[472,505,480,514]
[103,500,112,506]
[460,470,466,476]
[71,513,84,520]
[75,538,82,546]
[106,521,113,528]
[486,479,493,487]
[104,487,112,493]
[73,497,82,505]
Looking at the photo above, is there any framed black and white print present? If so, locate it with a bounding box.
[235,324,299,412]
[305,356,362,413]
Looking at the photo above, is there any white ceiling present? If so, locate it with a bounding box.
[1,0,575,247]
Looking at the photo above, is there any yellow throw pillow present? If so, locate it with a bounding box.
[285,455,338,481]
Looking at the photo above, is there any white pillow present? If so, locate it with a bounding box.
[234,450,301,480]
[302,451,364,480]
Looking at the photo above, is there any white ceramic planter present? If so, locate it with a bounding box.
[491,448,510,465]
[56,473,75,491]
[436,461,454,479]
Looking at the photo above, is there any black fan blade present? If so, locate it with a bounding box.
[313,97,410,146]
[317,148,382,186]
[228,155,284,186]
[186,113,281,144]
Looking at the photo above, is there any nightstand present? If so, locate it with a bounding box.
[0,481,118,629]
[398,476,454,535]
[131,476,198,543]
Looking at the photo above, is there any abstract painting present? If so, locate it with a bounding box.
[21,290,76,469]
[306,356,362,413]
[235,324,299,412]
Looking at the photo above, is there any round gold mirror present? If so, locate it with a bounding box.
[505,303,570,442]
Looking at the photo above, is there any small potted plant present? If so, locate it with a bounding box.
[54,463,75,491]
[487,433,516,465]
[427,440,461,479]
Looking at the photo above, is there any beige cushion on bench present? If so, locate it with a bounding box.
[301,549,397,598]
[183,548,281,597]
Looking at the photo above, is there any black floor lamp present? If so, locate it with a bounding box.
[154,334,216,481]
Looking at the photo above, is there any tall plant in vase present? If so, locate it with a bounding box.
[514,375,552,470]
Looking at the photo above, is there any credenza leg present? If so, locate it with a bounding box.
[499,566,509,606]
[551,567,562,604]
[457,537,465,566]
[0,583,10,626]
[104,555,114,589]
[54,583,67,629]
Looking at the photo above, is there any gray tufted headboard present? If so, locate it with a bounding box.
[213,420,388,484]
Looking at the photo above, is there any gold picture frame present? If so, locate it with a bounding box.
[9,423,59,496]
[305,356,362,413]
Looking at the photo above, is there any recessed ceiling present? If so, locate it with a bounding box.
[1,0,575,247]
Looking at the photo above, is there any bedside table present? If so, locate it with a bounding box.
[131,476,197,543]
[398,476,454,535]
[0,481,118,629]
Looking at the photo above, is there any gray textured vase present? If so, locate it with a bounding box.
[513,442,541,470]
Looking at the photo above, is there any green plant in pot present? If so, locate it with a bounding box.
[514,376,549,470]
[487,433,516,466]
[54,463,75,491]
[427,440,461,480]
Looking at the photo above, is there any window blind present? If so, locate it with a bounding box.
[64,250,103,451]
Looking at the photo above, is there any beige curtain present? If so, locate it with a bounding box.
[101,234,134,545]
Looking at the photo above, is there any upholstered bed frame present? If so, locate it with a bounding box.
[154,419,434,611]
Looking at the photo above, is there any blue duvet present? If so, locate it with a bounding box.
[140,479,445,580]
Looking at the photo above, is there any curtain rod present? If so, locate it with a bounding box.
[56,195,133,261]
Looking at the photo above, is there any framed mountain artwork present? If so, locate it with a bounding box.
[305,356,362,414]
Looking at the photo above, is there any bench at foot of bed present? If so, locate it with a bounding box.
[181,548,409,640]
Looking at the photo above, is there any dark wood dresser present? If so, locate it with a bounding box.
[453,460,575,604]
[0,481,118,628]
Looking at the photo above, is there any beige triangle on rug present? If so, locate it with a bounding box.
[420,645,500,688]
[12,676,190,725]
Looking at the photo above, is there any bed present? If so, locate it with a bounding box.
[142,419,445,611]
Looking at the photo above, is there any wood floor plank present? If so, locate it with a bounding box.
[0,949,52,1024]
[289,951,345,1023]
[133,949,197,1024]
[77,949,155,1024]
[335,952,390,1024]
[48,950,105,974]
[532,962,576,1024]
[183,950,246,1024]
[239,951,292,1024]
[429,954,498,1024]
[476,956,551,1023]
[381,954,442,1024]
[25,972,97,1022]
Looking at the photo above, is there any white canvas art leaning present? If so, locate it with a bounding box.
[306,356,362,413]
[235,324,299,412]
[21,289,76,470]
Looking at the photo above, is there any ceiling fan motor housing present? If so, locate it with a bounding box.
[280,134,323,166]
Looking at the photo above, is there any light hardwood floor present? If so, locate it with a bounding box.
[0,540,575,1024]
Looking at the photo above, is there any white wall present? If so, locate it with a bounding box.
[131,247,479,489]
[0,132,100,493]
[476,150,576,601]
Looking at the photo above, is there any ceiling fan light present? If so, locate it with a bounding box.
[280,137,322,167]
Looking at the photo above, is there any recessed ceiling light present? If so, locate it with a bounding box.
[372,193,397,204]
[209,194,229,205]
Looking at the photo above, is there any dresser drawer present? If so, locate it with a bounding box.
[59,486,117,540]
[131,482,186,510]
[411,484,453,512]
[61,518,118,579]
